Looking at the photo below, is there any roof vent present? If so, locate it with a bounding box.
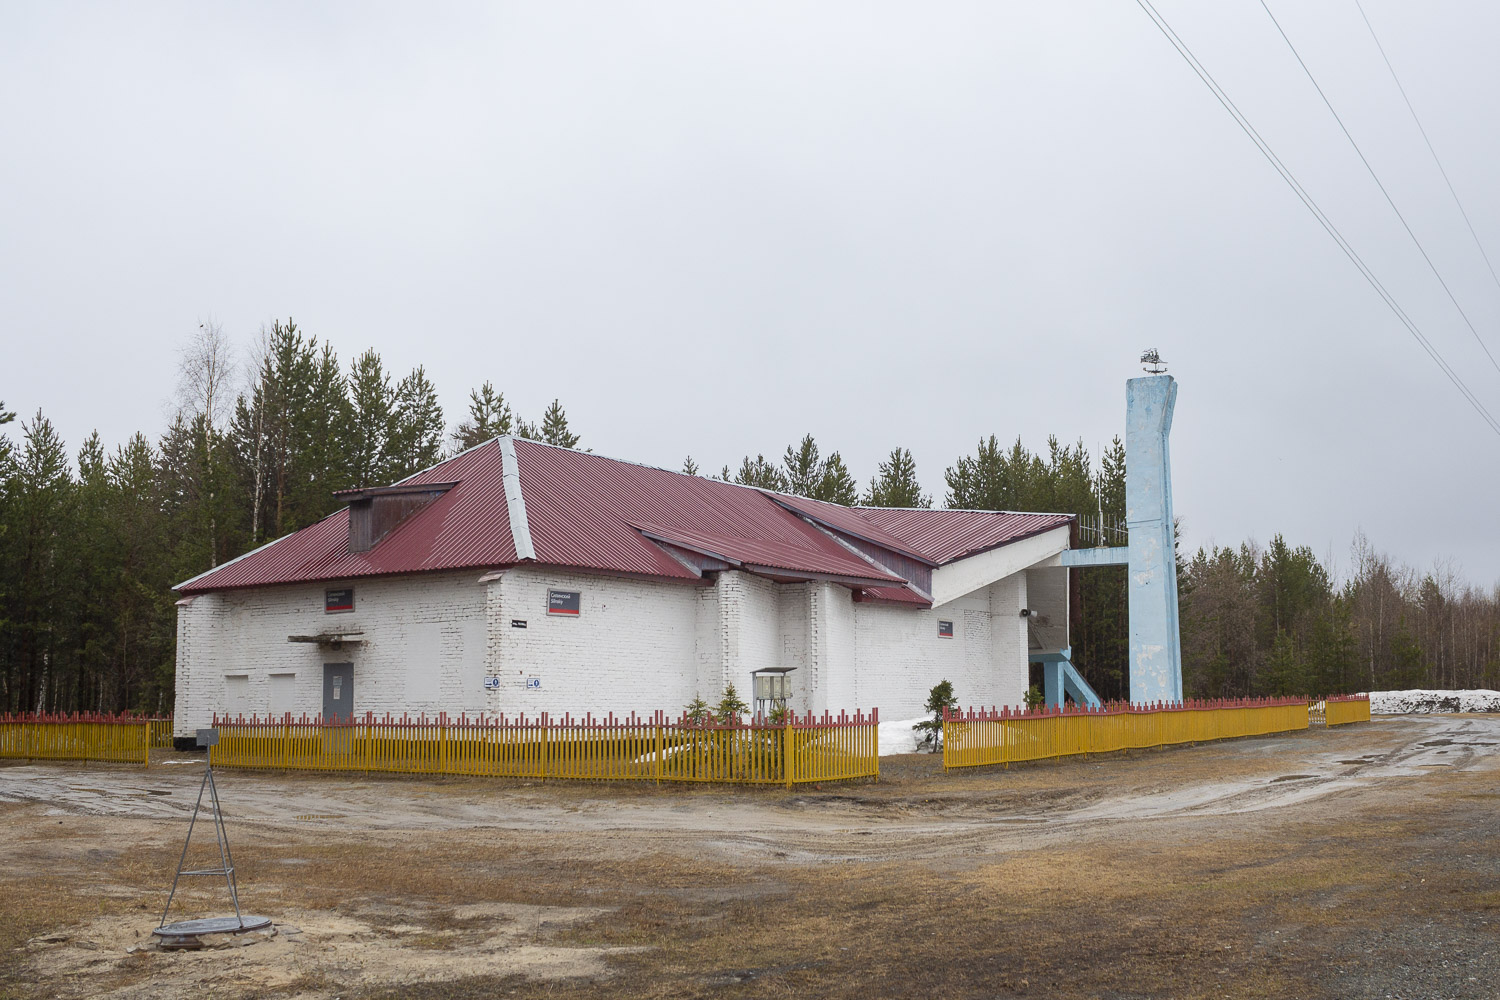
[336,481,458,554]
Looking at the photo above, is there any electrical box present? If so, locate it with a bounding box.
[752,667,796,717]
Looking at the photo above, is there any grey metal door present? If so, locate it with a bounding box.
[323,662,354,722]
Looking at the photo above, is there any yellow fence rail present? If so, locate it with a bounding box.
[1325,694,1372,727]
[942,697,1309,770]
[0,713,152,766]
[210,709,879,786]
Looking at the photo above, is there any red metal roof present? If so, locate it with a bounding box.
[178,441,519,594]
[177,440,1072,595]
[514,441,904,586]
[851,508,1074,565]
[767,494,938,566]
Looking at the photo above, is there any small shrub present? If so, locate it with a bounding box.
[683,695,712,725]
[1024,684,1045,713]
[715,684,749,724]
[912,679,957,752]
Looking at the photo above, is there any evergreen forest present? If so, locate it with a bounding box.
[2,322,1496,714]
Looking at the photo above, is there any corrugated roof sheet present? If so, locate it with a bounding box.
[852,508,1075,565]
[629,519,905,586]
[177,438,1073,595]
[178,441,518,594]
[768,494,938,566]
[514,440,906,585]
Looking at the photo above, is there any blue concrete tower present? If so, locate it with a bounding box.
[1125,375,1182,703]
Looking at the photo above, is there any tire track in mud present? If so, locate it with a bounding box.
[683,717,1500,863]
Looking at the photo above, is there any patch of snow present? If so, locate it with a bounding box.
[877,717,934,756]
[1370,689,1500,714]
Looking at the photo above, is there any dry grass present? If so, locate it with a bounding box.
[3,719,1499,999]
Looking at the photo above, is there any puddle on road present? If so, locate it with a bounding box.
[1270,775,1318,783]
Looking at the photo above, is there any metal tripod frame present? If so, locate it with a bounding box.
[159,740,246,929]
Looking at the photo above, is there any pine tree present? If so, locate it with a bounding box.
[779,435,858,505]
[391,366,445,478]
[734,454,787,491]
[347,349,397,487]
[4,412,74,712]
[450,381,512,451]
[863,447,930,507]
[539,399,580,449]
[0,400,15,469]
[783,435,822,497]
[815,452,859,505]
[682,456,699,476]
[515,418,540,441]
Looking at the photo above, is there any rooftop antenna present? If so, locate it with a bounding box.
[153,728,271,949]
[1140,348,1167,374]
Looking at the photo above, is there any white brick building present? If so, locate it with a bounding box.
[174,438,1078,739]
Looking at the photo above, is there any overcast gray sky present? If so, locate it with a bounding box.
[4,1,1499,586]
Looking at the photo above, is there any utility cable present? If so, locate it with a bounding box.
[1353,0,1500,301]
[1258,0,1500,380]
[1131,0,1500,438]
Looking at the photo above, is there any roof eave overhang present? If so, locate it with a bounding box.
[177,562,522,597]
[741,564,908,589]
[852,590,934,608]
[936,516,1079,566]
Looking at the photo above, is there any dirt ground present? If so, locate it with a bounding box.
[2,715,1497,1000]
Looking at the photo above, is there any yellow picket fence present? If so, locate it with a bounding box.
[148,718,175,748]
[943,697,1309,770]
[210,709,879,786]
[1325,694,1372,727]
[0,713,152,766]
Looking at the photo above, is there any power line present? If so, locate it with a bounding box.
[1257,0,1500,380]
[1354,0,1500,300]
[1130,0,1500,438]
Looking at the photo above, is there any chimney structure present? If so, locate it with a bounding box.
[339,482,457,553]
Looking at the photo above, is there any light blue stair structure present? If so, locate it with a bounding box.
[1034,647,1102,710]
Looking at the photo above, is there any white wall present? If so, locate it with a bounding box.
[483,566,704,718]
[849,573,1030,720]
[173,570,487,736]
[175,560,1040,734]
